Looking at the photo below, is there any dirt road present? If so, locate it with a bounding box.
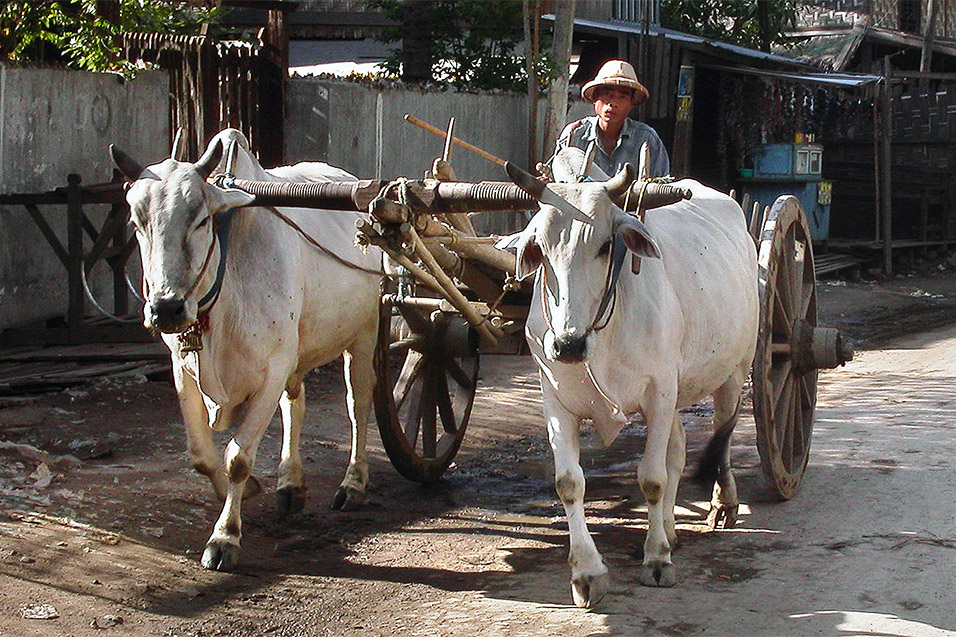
[1,273,956,636]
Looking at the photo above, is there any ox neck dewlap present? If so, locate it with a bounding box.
[540,234,629,336]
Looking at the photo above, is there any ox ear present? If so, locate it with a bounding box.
[195,138,224,180]
[505,161,546,199]
[614,210,661,259]
[513,229,543,281]
[110,145,145,181]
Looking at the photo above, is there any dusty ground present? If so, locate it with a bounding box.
[2,265,956,636]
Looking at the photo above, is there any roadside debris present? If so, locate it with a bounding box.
[20,603,59,620]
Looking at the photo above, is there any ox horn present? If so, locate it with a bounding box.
[194,138,223,180]
[504,161,546,199]
[605,163,636,201]
[171,127,187,161]
[110,145,145,181]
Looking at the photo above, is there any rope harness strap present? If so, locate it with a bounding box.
[538,232,629,339]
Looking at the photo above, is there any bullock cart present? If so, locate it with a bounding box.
[219,146,851,501]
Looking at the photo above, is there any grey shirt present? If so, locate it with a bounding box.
[554,116,670,178]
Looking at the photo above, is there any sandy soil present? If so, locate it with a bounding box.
[1,268,956,636]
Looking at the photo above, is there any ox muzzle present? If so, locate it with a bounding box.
[545,329,589,364]
[145,295,195,334]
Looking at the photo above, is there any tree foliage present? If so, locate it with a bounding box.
[369,0,548,91]
[661,0,798,52]
[0,1,222,75]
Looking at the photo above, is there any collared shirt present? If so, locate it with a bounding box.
[554,116,670,178]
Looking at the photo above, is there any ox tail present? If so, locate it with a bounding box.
[692,427,733,488]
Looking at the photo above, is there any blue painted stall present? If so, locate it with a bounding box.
[739,143,833,242]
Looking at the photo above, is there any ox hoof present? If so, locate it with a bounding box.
[640,560,675,587]
[571,570,609,608]
[330,486,366,512]
[201,540,240,571]
[242,475,263,501]
[276,485,308,517]
[706,503,738,530]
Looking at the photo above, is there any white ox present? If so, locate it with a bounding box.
[111,129,382,571]
[506,161,759,607]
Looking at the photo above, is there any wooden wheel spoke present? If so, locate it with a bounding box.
[389,335,424,354]
[791,389,806,460]
[771,290,792,338]
[799,374,815,407]
[770,359,793,408]
[394,351,425,409]
[773,372,794,432]
[444,357,474,391]
[434,370,458,434]
[404,375,425,445]
[789,244,806,319]
[420,365,438,458]
[777,241,796,311]
[799,287,814,321]
[777,377,795,468]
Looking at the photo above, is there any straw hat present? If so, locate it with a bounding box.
[581,60,649,105]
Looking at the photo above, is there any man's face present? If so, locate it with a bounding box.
[593,86,634,128]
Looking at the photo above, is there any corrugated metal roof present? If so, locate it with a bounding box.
[698,62,882,87]
[553,16,812,70]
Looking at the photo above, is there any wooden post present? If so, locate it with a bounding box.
[881,57,894,275]
[921,0,938,72]
[872,92,881,243]
[543,0,575,159]
[523,0,541,168]
[671,56,694,178]
[111,168,129,317]
[255,8,289,166]
[199,42,220,154]
[66,174,84,329]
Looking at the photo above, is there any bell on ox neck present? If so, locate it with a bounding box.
[179,330,204,353]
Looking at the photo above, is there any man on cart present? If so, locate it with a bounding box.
[552,59,670,179]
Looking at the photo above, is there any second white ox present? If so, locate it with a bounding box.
[111,129,382,571]
[506,162,759,607]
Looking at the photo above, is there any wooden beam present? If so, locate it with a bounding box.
[66,174,85,329]
[24,204,69,267]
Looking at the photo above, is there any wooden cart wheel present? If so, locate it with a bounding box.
[373,299,480,482]
[753,196,819,500]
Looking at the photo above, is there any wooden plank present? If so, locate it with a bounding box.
[0,324,155,348]
[24,204,69,267]
[0,342,167,363]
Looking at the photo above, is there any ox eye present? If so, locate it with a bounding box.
[195,216,212,231]
[597,240,612,257]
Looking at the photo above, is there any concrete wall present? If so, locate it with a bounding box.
[0,66,168,330]
[288,78,550,180]
[286,78,574,234]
